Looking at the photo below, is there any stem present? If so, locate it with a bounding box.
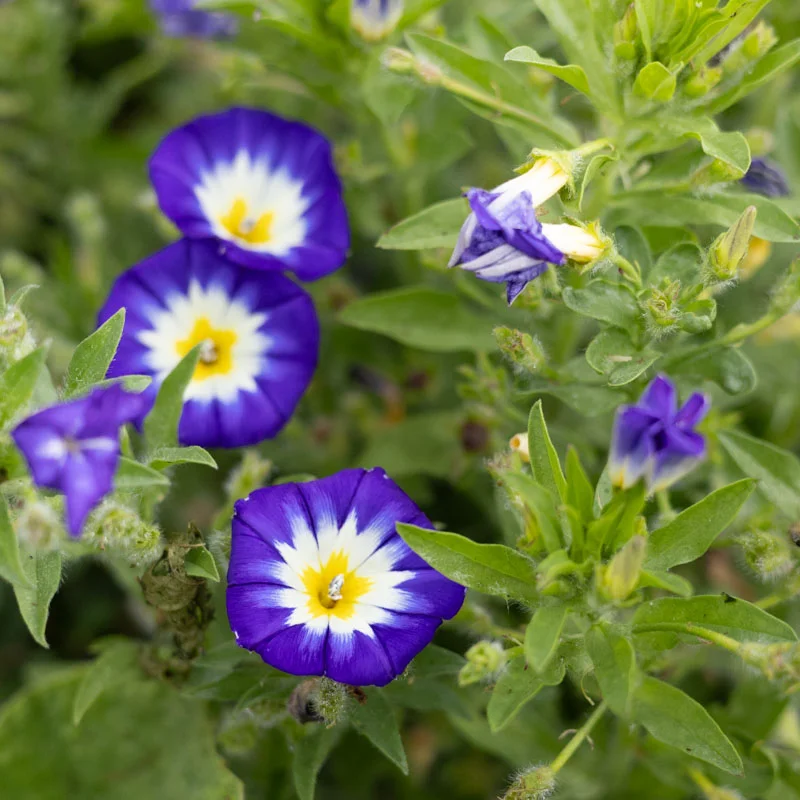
[631,621,742,654]
[611,253,642,288]
[550,701,609,775]
[655,490,675,522]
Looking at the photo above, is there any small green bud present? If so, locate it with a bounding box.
[740,530,794,580]
[742,21,777,60]
[613,4,638,60]
[642,281,682,335]
[707,206,757,282]
[503,765,556,800]
[313,677,348,726]
[599,535,646,602]
[381,47,417,74]
[459,641,506,686]
[494,326,546,374]
[683,65,722,98]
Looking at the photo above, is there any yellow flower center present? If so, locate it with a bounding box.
[176,317,237,381]
[219,197,275,245]
[301,550,373,620]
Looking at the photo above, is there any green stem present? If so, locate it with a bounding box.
[656,490,675,521]
[632,622,742,654]
[550,701,609,775]
[611,253,642,288]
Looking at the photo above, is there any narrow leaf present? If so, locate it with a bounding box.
[527,400,566,501]
[0,495,31,588]
[13,550,61,648]
[350,688,408,774]
[586,624,639,716]
[525,605,568,673]
[645,479,756,571]
[63,309,125,398]
[115,457,171,490]
[504,46,589,95]
[0,347,48,428]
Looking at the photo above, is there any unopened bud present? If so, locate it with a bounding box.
[381,47,416,73]
[642,281,682,335]
[509,432,530,463]
[742,21,777,60]
[503,765,556,800]
[14,500,63,551]
[494,326,546,374]
[313,677,348,726]
[600,535,646,601]
[459,641,507,686]
[740,530,794,580]
[350,0,403,42]
[707,206,757,282]
[683,65,722,98]
[613,4,638,60]
[86,502,162,565]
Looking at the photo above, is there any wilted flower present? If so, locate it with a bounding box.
[149,0,238,39]
[449,158,606,304]
[740,157,790,198]
[226,468,465,685]
[149,107,349,281]
[609,375,709,492]
[11,385,147,537]
[351,0,404,42]
[97,238,319,449]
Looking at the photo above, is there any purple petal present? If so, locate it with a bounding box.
[325,630,395,686]
[63,450,117,537]
[639,375,678,418]
[254,624,326,678]
[649,429,706,492]
[741,157,790,198]
[609,406,658,488]
[675,392,710,428]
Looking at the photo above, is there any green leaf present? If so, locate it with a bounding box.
[62,308,125,398]
[633,0,654,61]
[631,676,743,774]
[645,479,756,571]
[610,191,799,242]
[292,726,344,800]
[95,375,152,392]
[562,281,639,329]
[0,346,48,428]
[634,595,797,644]
[0,494,31,588]
[350,688,408,774]
[12,550,61,648]
[565,446,595,526]
[526,400,566,501]
[150,446,218,470]
[377,198,465,250]
[115,456,171,490]
[634,62,676,102]
[577,152,618,210]
[638,570,692,597]
[525,605,568,673]
[72,640,139,725]
[339,287,493,353]
[671,347,756,395]
[586,624,639,716]
[487,653,565,732]
[647,242,703,286]
[0,668,244,799]
[502,473,563,554]
[662,117,751,177]
[521,382,626,417]
[585,329,660,386]
[719,431,800,520]
[504,46,589,95]
[411,645,466,678]
[143,346,200,452]
[397,523,538,604]
[184,546,220,582]
[690,0,771,67]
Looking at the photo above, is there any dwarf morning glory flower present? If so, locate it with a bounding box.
[450,158,606,304]
[351,0,404,42]
[149,107,349,281]
[149,0,238,39]
[226,468,466,686]
[97,238,319,449]
[609,375,709,493]
[740,157,790,198]
[11,385,147,538]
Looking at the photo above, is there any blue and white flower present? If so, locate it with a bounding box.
[97,239,319,449]
[450,158,607,304]
[351,0,404,42]
[149,107,349,281]
[226,468,466,686]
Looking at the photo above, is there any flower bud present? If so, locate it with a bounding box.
[86,502,162,566]
[313,677,348,726]
[642,280,682,335]
[740,530,794,580]
[541,221,610,267]
[509,432,530,463]
[599,535,646,601]
[683,65,722,98]
[613,4,638,60]
[742,21,777,60]
[494,326,546,375]
[503,765,556,800]
[459,641,507,686]
[706,206,757,282]
[351,0,403,42]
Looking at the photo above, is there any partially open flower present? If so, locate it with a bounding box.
[226,468,465,686]
[351,0,404,42]
[149,0,238,39]
[609,375,709,493]
[741,157,790,198]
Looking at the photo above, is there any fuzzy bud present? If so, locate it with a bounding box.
[742,21,777,60]
[503,765,556,800]
[613,5,638,60]
[85,502,162,566]
[707,206,757,282]
[458,641,507,686]
[740,530,794,580]
[599,535,646,602]
[494,326,546,374]
[313,677,348,726]
[683,65,722,98]
[642,280,682,335]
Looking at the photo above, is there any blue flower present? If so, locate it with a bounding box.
[149,107,349,281]
[351,0,404,42]
[226,468,465,686]
[11,385,147,537]
[740,157,790,198]
[450,158,606,304]
[149,0,238,39]
[97,239,319,449]
[609,375,709,493]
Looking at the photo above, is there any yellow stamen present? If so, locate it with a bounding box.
[219,197,274,245]
[176,317,237,381]
[301,551,372,620]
